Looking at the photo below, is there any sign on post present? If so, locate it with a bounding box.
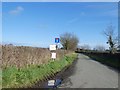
[49,44,56,51]
[55,38,60,43]
[51,52,56,59]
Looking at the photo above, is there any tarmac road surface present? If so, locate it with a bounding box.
[59,54,118,88]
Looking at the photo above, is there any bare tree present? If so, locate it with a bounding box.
[103,23,118,53]
[94,45,105,51]
[60,32,79,50]
[80,44,91,50]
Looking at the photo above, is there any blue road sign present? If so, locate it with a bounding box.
[55,38,60,43]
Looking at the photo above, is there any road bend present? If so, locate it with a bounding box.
[59,54,118,88]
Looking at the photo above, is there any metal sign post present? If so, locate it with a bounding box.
[48,38,62,88]
[55,38,60,49]
[49,44,57,60]
[49,38,60,60]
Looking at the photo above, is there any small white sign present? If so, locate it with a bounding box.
[49,44,56,51]
[48,80,55,86]
[51,52,56,59]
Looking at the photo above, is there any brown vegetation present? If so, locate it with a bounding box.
[2,45,71,69]
[60,32,79,50]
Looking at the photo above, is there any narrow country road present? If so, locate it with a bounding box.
[59,54,118,88]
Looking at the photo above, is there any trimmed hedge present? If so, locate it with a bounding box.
[76,51,120,70]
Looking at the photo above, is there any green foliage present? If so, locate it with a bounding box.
[2,53,77,88]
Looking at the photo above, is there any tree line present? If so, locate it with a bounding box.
[59,23,119,54]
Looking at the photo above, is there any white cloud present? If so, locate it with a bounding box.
[17,6,24,11]
[9,6,24,15]
[66,12,85,25]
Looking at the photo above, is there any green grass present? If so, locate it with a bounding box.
[2,53,77,88]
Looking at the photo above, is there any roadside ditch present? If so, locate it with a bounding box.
[31,57,78,88]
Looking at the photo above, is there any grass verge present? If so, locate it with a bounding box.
[2,53,77,88]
